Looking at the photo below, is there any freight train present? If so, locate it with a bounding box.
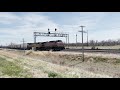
[7,40,65,51]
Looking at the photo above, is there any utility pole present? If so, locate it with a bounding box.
[87,30,88,47]
[11,42,12,49]
[78,26,85,62]
[68,34,69,48]
[21,38,26,55]
[76,34,77,48]
[34,32,36,43]
[66,36,67,47]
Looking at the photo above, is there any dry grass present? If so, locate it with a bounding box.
[0,49,120,78]
[0,55,33,78]
[26,51,120,64]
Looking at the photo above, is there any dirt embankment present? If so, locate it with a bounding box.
[25,50,120,78]
[1,49,120,78]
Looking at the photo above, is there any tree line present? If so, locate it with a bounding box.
[65,39,120,46]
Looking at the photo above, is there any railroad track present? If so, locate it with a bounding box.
[63,49,120,54]
[1,48,120,54]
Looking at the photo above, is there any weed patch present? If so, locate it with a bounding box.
[0,56,32,77]
[44,71,62,78]
[48,71,58,78]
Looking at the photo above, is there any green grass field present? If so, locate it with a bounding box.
[0,55,33,78]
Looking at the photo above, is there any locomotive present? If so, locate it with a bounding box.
[7,40,65,51]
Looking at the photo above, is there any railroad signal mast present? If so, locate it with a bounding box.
[33,28,69,48]
[55,28,57,36]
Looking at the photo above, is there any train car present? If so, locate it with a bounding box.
[27,43,33,50]
[27,42,43,50]
[26,40,65,51]
[20,43,28,50]
[7,40,65,51]
[43,40,65,51]
[55,40,65,50]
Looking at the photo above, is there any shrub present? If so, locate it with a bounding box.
[48,71,59,78]
[91,46,95,50]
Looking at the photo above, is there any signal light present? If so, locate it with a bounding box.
[55,28,57,31]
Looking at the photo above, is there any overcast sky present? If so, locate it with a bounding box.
[0,12,120,45]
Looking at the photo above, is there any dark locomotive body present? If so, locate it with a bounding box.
[8,40,65,51]
[42,40,65,51]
